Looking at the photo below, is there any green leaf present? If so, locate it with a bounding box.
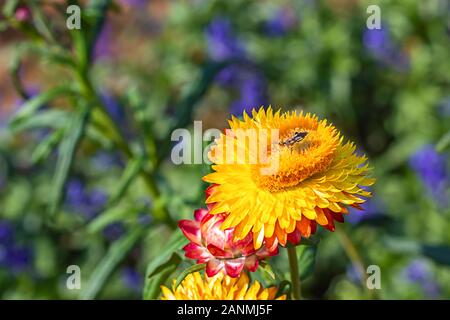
[49,104,90,217]
[2,0,19,17]
[436,131,450,152]
[108,157,145,206]
[87,206,140,234]
[10,110,68,133]
[143,232,188,300]
[145,253,182,300]
[80,227,145,300]
[175,263,206,288]
[297,245,317,279]
[383,236,450,266]
[275,280,291,299]
[86,125,114,149]
[299,235,321,246]
[258,261,276,280]
[9,86,75,128]
[31,129,64,164]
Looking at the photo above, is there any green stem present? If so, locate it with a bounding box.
[287,246,302,300]
[335,226,374,299]
[76,69,176,228]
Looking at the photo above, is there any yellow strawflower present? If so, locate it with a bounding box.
[161,272,286,300]
[203,107,375,249]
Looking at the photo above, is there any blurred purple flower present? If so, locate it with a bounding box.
[94,22,112,60]
[230,71,268,115]
[0,221,14,245]
[100,92,125,123]
[409,145,449,207]
[137,213,152,225]
[205,17,246,61]
[119,0,147,7]
[363,26,409,71]
[66,179,108,219]
[405,260,430,283]
[121,267,143,292]
[265,8,297,37]
[91,151,124,171]
[346,198,380,225]
[4,245,32,273]
[205,18,269,115]
[346,263,363,284]
[404,260,441,298]
[102,222,126,241]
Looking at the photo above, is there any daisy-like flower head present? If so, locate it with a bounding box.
[179,205,278,278]
[203,107,375,249]
[161,271,286,300]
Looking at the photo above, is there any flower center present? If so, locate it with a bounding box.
[252,126,338,192]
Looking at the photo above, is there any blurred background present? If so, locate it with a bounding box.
[0,0,449,299]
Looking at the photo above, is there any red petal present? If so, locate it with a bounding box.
[310,221,317,234]
[224,258,245,278]
[206,259,223,277]
[183,243,210,261]
[178,220,201,244]
[323,210,336,231]
[287,230,302,245]
[202,216,226,249]
[194,208,209,222]
[205,184,218,200]
[332,211,344,223]
[351,203,364,211]
[207,244,232,259]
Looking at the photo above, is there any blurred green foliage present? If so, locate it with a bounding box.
[0,0,449,299]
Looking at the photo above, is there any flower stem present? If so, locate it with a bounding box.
[287,246,302,300]
[335,226,374,299]
[76,69,176,228]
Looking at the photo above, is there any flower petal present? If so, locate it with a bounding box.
[178,220,201,244]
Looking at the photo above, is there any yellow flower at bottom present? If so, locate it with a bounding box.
[160,272,286,300]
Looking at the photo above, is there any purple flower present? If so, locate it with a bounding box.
[91,151,124,171]
[409,145,449,207]
[205,17,269,115]
[205,17,246,61]
[0,221,14,245]
[93,22,112,60]
[403,260,441,298]
[264,8,297,37]
[405,260,430,283]
[121,267,142,292]
[346,263,363,284]
[230,71,268,115]
[346,198,380,225]
[100,92,125,124]
[3,245,32,273]
[102,222,126,241]
[119,0,147,8]
[363,26,409,71]
[66,179,107,219]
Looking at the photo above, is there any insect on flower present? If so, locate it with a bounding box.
[279,131,308,147]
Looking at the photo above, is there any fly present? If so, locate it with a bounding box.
[279,131,308,147]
